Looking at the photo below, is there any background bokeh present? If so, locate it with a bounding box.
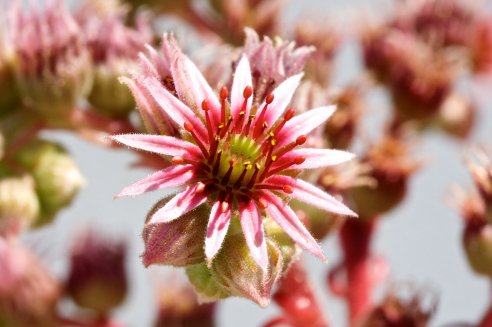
[21,0,492,326]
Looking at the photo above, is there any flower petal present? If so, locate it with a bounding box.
[111,134,202,159]
[239,200,268,273]
[142,77,208,143]
[277,105,336,148]
[254,73,303,129]
[266,175,357,217]
[115,165,196,198]
[205,201,232,264]
[230,55,253,128]
[149,184,208,224]
[261,191,325,260]
[120,76,176,135]
[271,148,355,170]
[172,54,222,133]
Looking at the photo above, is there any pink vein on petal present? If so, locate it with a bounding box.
[262,190,326,260]
[115,165,196,198]
[267,175,357,217]
[239,200,268,273]
[111,134,202,159]
[149,183,208,224]
[205,201,232,263]
[277,105,336,148]
[230,55,253,126]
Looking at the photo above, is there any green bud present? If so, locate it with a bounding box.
[464,224,492,278]
[88,61,136,118]
[186,263,231,303]
[16,140,85,216]
[210,234,284,307]
[0,174,40,232]
[142,199,208,267]
[263,217,300,273]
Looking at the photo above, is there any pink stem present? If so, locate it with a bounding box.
[340,218,377,325]
[269,261,330,327]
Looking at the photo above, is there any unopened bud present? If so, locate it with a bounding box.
[16,140,85,217]
[66,229,128,314]
[186,263,231,303]
[88,60,136,118]
[210,233,284,307]
[438,93,476,140]
[464,223,492,278]
[0,174,40,234]
[0,238,60,327]
[13,4,93,116]
[142,198,208,267]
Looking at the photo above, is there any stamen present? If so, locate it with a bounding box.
[252,93,274,139]
[221,159,235,185]
[273,135,306,159]
[246,162,261,188]
[234,161,252,188]
[272,107,295,136]
[212,150,222,176]
[242,114,255,137]
[184,121,208,157]
[267,156,305,177]
[201,99,214,145]
[208,136,220,164]
[172,156,184,164]
[258,197,268,209]
[220,86,228,125]
[254,184,293,194]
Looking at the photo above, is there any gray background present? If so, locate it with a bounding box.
[19,0,492,326]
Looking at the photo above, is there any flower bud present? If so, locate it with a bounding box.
[16,140,86,217]
[349,135,418,218]
[438,92,476,139]
[0,238,60,327]
[142,198,208,267]
[464,223,492,278]
[88,60,136,117]
[66,229,128,314]
[155,278,216,327]
[186,263,231,303]
[0,173,40,234]
[13,3,93,116]
[361,282,437,327]
[210,233,284,307]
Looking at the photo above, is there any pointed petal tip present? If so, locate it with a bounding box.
[256,296,271,308]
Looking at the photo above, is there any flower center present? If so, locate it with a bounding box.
[179,86,306,207]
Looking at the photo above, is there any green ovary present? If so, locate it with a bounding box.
[216,135,262,187]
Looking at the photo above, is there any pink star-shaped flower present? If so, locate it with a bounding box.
[113,52,356,272]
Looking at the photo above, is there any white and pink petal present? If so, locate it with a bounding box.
[115,164,196,198]
[270,148,355,170]
[148,183,208,224]
[266,175,357,217]
[239,200,268,273]
[111,133,202,159]
[205,201,232,264]
[230,55,253,127]
[277,105,336,148]
[261,191,326,260]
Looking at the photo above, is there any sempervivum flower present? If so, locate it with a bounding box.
[75,0,153,117]
[113,48,356,271]
[12,1,92,116]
